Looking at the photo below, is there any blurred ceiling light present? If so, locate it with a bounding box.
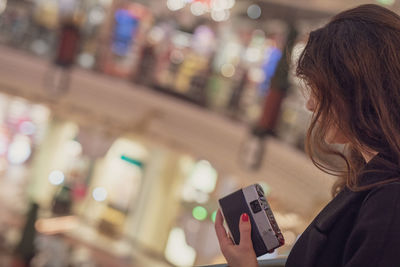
[377,0,395,5]
[167,0,186,11]
[221,63,235,78]
[165,227,196,267]
[92,187,108,202]
[0,0,7,15]
[211,9,230,22]
[48,170,65,185]
[191,2,207,16]
[247,4,262,19]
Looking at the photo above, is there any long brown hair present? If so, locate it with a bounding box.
[297,4,400,195]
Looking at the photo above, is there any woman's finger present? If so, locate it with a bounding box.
[215,209,233,248]
[239,213,253,248]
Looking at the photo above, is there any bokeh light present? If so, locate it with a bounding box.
[191,2,207,16]
[377,0,395,5]
[7,135,31,165]
[247,4,261,19]
[221,63,235,78]
[211,9,230,22]
[167,0,186,11]
[211,210,217,223]
[48,170,65,185]
[192,206,208,221]
[92,187,108,202]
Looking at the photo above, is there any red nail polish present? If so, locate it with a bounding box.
[242,213,249,222]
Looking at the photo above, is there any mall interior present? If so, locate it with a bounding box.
[0,0,395,266]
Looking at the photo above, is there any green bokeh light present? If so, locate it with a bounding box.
[192,206,208,221]
[377,0,395,6]
[211,210,217,223]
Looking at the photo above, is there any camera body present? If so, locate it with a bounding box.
[218,184,284,257]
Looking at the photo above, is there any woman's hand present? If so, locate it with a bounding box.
[215,210,258,267]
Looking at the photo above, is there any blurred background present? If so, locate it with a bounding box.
[0,0,396,266]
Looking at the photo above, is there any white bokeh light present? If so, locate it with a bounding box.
[211,9,230,22]
[190,2,206,16]
[7,135,31,165]
[92,187,108,202]
[65,140,82,157]
[247,4,261,19]
[48,170,65,185]
[211,0,235,10]
[167,0,186,11]
[221,63,235,78]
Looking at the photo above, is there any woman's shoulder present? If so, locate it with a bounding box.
[357,181,400,224]
[362,181,400,205]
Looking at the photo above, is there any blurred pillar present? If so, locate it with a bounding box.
[256,24,297,135]
[28,118,78,207]
[126,148,185,255]
[243,24,298,170]
[12,202,39,267]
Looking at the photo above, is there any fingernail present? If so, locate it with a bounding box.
[242,213,249,222]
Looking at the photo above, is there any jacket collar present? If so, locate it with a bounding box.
[358,152,400,187]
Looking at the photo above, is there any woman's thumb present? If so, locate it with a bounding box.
[239,213,253,247]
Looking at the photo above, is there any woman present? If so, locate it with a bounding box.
[215,4,400,267]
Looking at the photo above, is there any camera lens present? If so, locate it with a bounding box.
[250,200,262,213]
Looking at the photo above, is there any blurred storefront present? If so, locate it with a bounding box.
[0,0,323,129]
[0,0,391,266]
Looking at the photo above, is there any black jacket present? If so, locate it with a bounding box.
[286,153,400,267]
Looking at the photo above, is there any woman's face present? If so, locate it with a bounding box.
[306,95,349,144]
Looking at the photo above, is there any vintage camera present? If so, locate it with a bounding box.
[218,184,284,257]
